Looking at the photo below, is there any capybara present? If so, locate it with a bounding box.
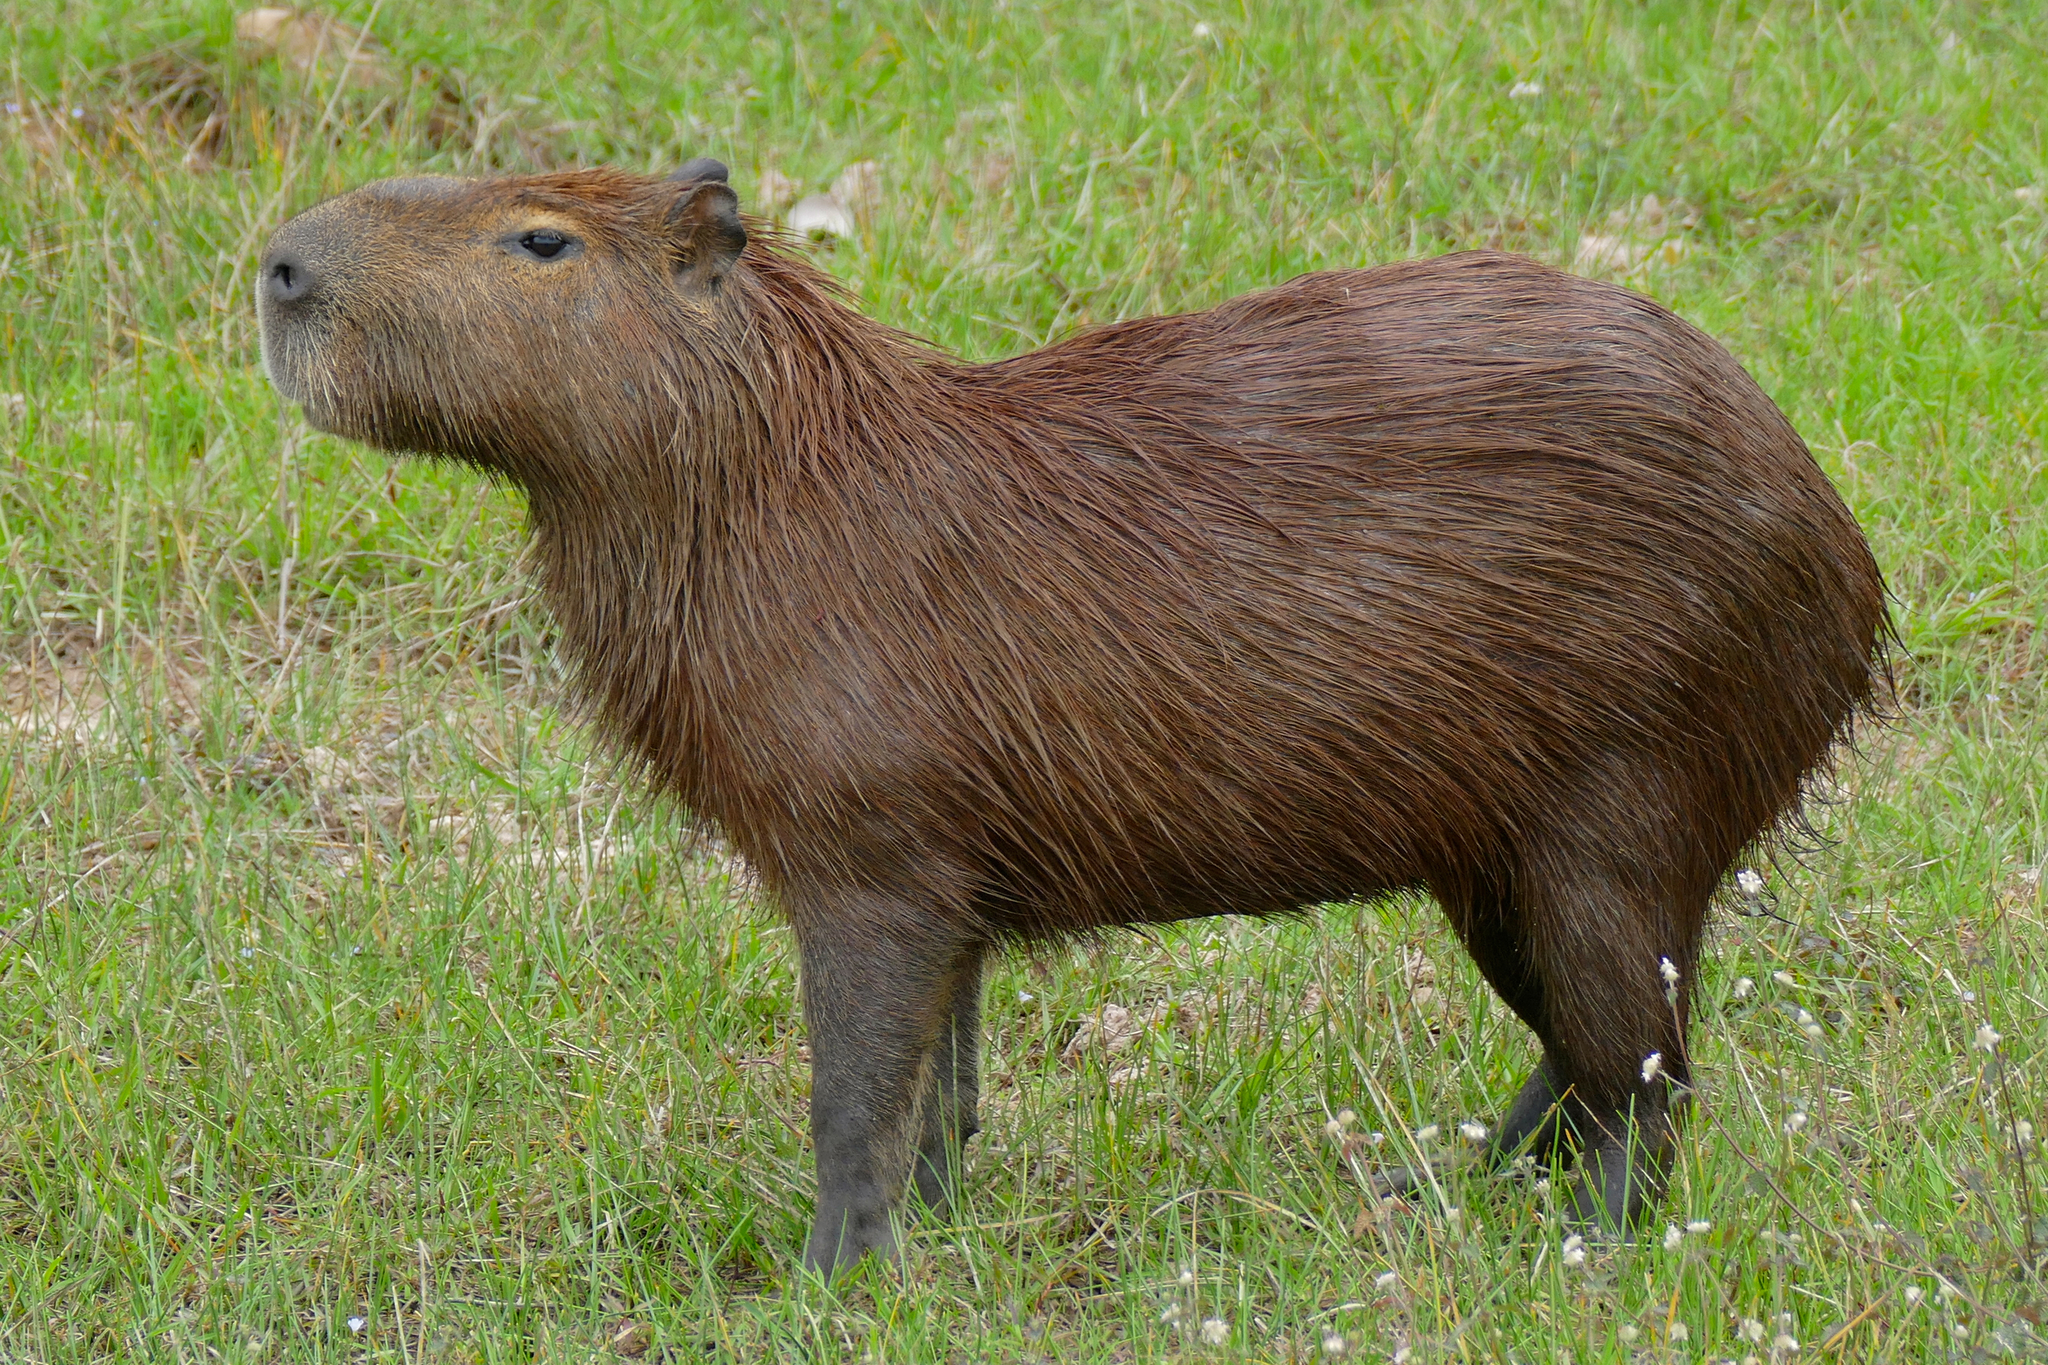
[257,161,1889,1274]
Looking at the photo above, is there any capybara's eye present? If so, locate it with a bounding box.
[516,230,574,261]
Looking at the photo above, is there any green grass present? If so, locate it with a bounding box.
[1,0,2045,1359]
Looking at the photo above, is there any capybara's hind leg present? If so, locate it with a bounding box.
[1488,1056,1576,1164]
[1517,845,1706,1235]
[1441,876,1580,1170]
[793,902,978,1276]
[1572,1103,1679,1234]
[1375,876,1582,1200]
[1371,1056,1578,1200]
[909,944,985,1219]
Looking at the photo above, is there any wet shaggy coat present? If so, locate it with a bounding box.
[257,166,1890,1274]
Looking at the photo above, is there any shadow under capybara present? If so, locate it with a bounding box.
[256,161,1889,1274]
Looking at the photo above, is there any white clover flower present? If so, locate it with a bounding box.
[1392,1348,1413,1365]
[1018,989,1034,1002]
[1336,1108,1356,1128]
[1178,1265,1196,1287]
[1367,1130,1386,1146]
[1951,1323,1969,1340]
[1796,1008,1824,1041]
[1508,80,1543,98]
[1618,1324,1639,1343]
[1459,1120,1489,1143]
[1199,1317,1228,1345]
[1660,957,1681,985]
[1162,1301,1187,1326]
[347,1316,367,1334]
[1192,21,1214,39]
[1739,1317,1766,1342]
[1374,1270,1398,1290]
[1773,1332,1799,1352]
[1320,1328,1348,1357]
[1533,1177,1552,1196]
[1784,1110,1809,1133]
[1904,1286,1924,1306]
[1668,1321,1689,1343]
[2016,1120,2035,1150]
[1734,977,1755,998]
[1976,1023,2002,1052]
[1561,1233,1587,1266]
[1324,1118,1347,1141]
[1736,868,1766,897]
[1642,1052,1664,1083]
[1686,1219,1711,1234]
[1773,970,1796,988]
[1415,1124,1440,1143]
[1662,1224,1683,1251]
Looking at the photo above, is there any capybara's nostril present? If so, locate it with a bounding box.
[263,248,315,306]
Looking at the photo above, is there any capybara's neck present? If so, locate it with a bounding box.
[520,240,977,813]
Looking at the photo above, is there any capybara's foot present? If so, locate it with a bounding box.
[1562,1129,1670,1237]
[803,1202,901,1279]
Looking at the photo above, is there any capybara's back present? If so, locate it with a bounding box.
[256,166,1889,1273]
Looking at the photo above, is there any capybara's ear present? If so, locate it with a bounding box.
[669,157,730,184]
[667,180,746,295]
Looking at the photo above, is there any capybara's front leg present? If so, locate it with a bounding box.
[909,945,984,1219]
[795,910,975,1276]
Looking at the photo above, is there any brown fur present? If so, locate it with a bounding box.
[258,165,1890,1274]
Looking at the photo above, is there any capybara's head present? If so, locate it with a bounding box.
[257,162,746,481]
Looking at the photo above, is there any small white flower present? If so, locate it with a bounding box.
[1784,1110,1809,1133]
[1392,1348,1413,1365]
[1734,977,1755,998]
[1162,1301,1187,1326]
[1533,1177,1552,1196]
[1320,1328,1348,1356]
[1324,1118,1346,1141]
[1976,1023,2002,1051]
[1660,957,1681,985]
[1951,1323,1970,1340]
[2016,1120,2035,1150]
[346,1316,367,1334]
[1444,1207,1463,1226]
[1642,1051,1664,1083]
[1668,1321,1689,1343]
[1459,1120,1488,1143]
[1374,1270,1398,1290]
[1735,868,1766,897]
[1904,1286,1924,1306]
[1561,1233,1587,1266]
[1508,80,1543,98]
[1366,1130,1386,1146]
[1336,1108,1357,1128]
[1796,1008,1824,1041]
[1662,1224,1683,1251]
[1773,1333,1799,1352]
[1018,989,1033,1002]
[1937,1279,1960,1301]
[1415,1124,1440,1143]
[1199,1317,1228,1345]
[1736,1317,1763,1342]
[1773,970,1796,988]
[1618,1324,1639,1343]
[240,946,255,959]
[1192,20,1213,38]
[1686,1219,1711,1234]
[1178,1265,1196,1287]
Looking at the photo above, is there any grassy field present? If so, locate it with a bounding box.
[2,0,2045,1359]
